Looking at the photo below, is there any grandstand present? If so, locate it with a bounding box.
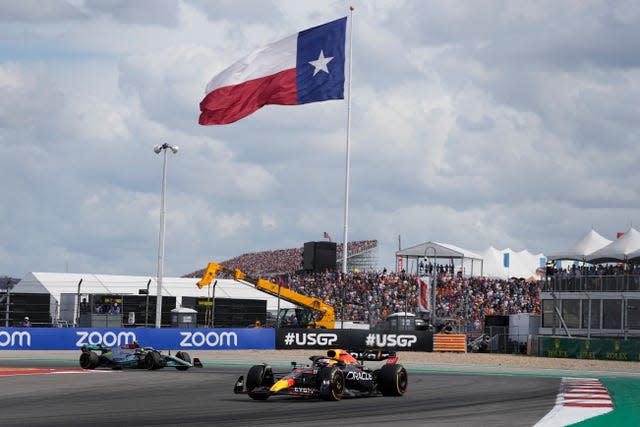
[337,240,378,272]
[185,240,378,278]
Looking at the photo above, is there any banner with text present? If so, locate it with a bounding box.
[275,328,433,352]
[0,328,275,350]
[541,337,640,361]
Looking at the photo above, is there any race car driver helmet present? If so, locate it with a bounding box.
[316,357,337,366]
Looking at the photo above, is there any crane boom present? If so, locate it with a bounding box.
[196,262,335,328]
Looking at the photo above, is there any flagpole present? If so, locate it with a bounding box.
[341,6,354,275]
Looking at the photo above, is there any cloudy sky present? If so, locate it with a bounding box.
[1,0,639,279]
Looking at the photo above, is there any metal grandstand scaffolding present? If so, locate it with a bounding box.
[337,240,378,272]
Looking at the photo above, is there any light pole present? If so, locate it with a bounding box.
[154,143,178,328]
[424,246,437,329]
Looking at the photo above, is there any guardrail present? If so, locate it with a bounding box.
[0,328,274,350]
[275,329,433,351]
[0,327,434,352]
[542,275,640,292]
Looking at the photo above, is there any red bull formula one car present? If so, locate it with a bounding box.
[233,348,408,401]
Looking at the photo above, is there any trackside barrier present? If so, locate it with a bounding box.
[0,328,275,350]
[539,336,640,361]
[275,328,434,352]
[0,327,440,352]
[433,333,467,352]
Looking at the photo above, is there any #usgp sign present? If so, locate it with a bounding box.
[276,329,433,352]
[0,328,275,350]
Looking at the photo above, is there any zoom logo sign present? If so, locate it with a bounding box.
[179,331,238,348]
[76,331,136,347]
[283,332,338,346]
[0,331,31,348]
[365,333,418,348]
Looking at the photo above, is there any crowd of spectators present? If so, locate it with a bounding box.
[184,241,640,331]
[433,275,540,331]
[184,242,541,330]
[218,247,304,276]
[550,263,640,277]
[280,268,541,331]
[186,240,378,277]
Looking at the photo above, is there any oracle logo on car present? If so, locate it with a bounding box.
[179,331,238,348]
[283,332,338,346]
[346,371,372,381]
[0,331,31,348]
[76,331,137,347]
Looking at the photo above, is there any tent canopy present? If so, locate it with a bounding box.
[481,246,546,280]
[547,229,612,261]
[14,272,296,312]
[396,241,483,260]
[627,247,640,262]
[586,227,640,263]
[395,241,484,276]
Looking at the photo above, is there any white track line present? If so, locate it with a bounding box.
[534,378,613,427]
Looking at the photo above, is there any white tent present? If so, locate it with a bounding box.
[547,229,612,261]
[626,247,640,262]
[14,272,296,313]
[586,227,640,263]
[395,241,484,276]
[480,247,546,279]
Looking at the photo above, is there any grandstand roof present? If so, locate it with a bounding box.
[13,272,296,312]
[396,241,485,276]
[396,241,483,260]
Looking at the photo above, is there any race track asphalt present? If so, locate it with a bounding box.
[0,355,560,427]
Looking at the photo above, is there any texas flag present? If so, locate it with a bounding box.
[199,17,347,125]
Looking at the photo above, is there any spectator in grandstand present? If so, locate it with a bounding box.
[22,316,32,327]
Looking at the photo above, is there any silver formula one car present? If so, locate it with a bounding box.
[79,342,202,371]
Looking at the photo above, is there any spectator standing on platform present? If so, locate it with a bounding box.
[289,312,298,326]
[80,298,89,314]
[109,302,121,314]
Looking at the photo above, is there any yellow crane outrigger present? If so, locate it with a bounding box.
[196,262,335,328]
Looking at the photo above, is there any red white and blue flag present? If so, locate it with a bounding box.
[199,17,347,125]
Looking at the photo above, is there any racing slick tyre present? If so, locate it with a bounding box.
[175,351,191,371]
[79,351,100,369]
[144,351,163,370]
[246,365,272,400]
[318,366,345,401]
[378,364,408,396]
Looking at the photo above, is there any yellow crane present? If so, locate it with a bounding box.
[196,262,335,328]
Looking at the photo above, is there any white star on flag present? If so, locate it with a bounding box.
[308,50,334,76]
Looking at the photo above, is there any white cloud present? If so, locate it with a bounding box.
[1,0,639,278]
